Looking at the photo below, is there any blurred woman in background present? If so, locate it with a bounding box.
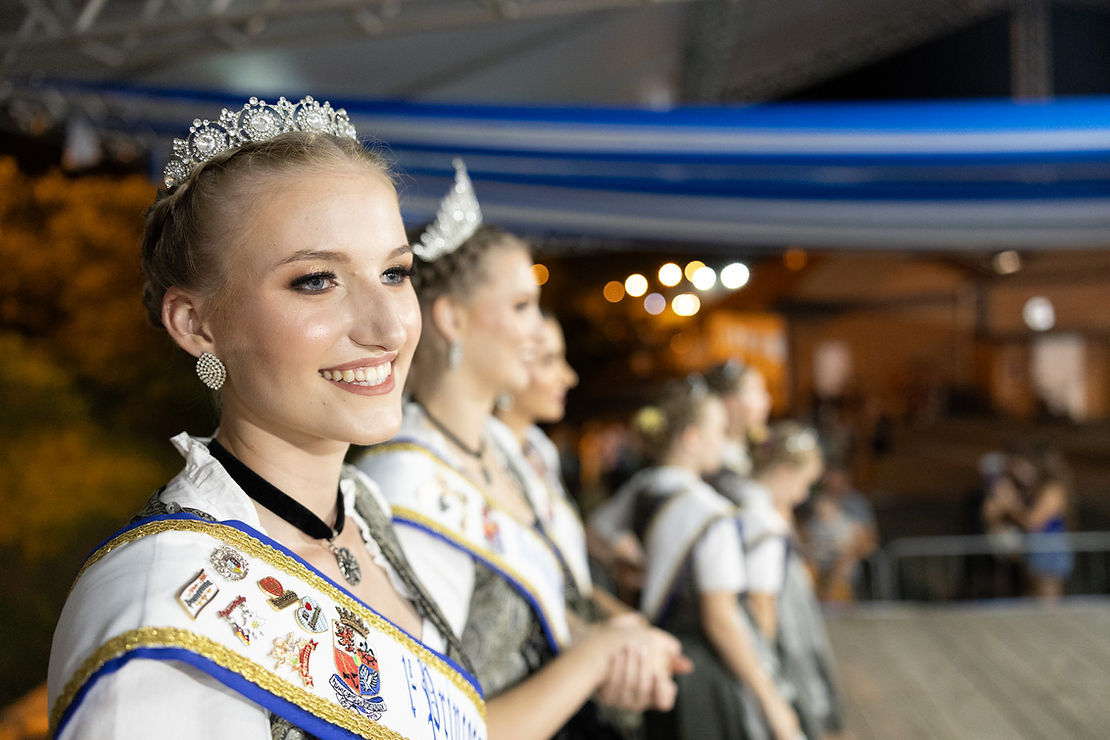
[985,444,1075,600]
[752,423,844,739]
[493,312,632,620]
[613,380,800,740]
[359,161,687,740]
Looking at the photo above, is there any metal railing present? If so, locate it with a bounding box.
[867,531,1110,601]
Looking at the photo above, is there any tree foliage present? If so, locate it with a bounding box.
[0,158,225,704]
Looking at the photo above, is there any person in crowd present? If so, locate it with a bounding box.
[754,423,845,739]
[985,444,1075,600]
[806,462,878,602]
[358,161,688,740]
[493,311,631,620]
[612,379,800,740]
[47,97,487,740]
[804,495,862,604]
[979,450,1028,596]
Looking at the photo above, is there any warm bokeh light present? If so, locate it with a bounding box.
[603,280,625,303]
[644,292,666,315]
[658,262,683,287]
[532,263,549,285]
[625,273,649,297]
[993,250,1022,275]
[691,265,716,291]
[1023,296,1055,331]
[684,260,706,281]
[721,262,750,289]
[671,332,695,355]
[671,292,701,316]
[783,247,808,271]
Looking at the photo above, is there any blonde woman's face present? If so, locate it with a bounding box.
[458,244,542,395]
[207,169,419,449]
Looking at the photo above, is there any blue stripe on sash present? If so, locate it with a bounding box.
[392,516,563,655]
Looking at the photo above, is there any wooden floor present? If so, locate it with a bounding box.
[825,599,1110,740]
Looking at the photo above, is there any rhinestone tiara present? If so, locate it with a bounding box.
[162,95,358,189]
[413,158,483,261]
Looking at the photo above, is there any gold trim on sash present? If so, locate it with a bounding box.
[368,443,508,521]
[50,626,405,739]
[68,518,485,718]
[367,442,570,648]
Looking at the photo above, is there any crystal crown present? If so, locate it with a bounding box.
[413,158,483,261]
[162,95,358,189]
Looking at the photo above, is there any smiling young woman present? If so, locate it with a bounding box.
[46,98,486,740]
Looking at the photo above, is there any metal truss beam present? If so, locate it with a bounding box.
[689,0,1013,102]
[0,0,707,76]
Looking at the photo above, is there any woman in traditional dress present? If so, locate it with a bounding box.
[618,380,800,740]
[492,312,631,621]
[358,162,687,740]
[705,360,773,481]
[752,423,844,739]
[702,362,795,699]
[47,97,486,740]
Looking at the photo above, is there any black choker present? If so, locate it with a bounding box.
[208,439,362,586]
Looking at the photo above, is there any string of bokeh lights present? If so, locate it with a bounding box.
[600,260,751,317]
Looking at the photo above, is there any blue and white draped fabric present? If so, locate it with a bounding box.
[357,403,571,652]
[28,80,1110,248]
[47,434,486,740]
[631,468,741,623]
[488,421,593,599]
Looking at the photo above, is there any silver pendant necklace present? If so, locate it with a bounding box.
[328,540,362,586]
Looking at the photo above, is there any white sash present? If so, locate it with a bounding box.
[364,440,571,650]
[490,422,593,599]
[49,514,486,740]
[638,473,739,623]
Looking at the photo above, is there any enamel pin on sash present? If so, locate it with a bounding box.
[330,607,387,719]
[296,596,329,634]
[176,568,219,619]
[258,576,300,610]
[217,595,266,645]
[272,631,318,687]
[211,545,249,581]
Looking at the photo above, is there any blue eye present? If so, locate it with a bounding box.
[383,265,413,285]
[291,271,336,292]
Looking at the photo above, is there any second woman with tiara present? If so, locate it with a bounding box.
[358,161,688,740]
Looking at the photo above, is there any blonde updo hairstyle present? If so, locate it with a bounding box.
[750,420,822,478]
[406,224,531,395]
[140,131,393,328]
[633,377,716,465]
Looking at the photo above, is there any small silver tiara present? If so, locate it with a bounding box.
[413,158,483,261]
[162,95,358,189]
